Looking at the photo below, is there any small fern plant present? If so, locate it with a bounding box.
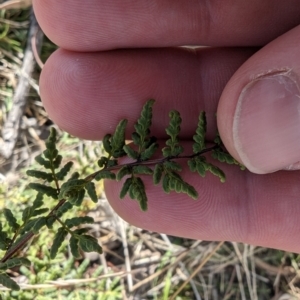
[0,99,244,291]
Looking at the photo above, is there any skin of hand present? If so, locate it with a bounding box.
[32,0,300,252]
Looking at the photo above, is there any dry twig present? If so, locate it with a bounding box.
[0,9,43,158]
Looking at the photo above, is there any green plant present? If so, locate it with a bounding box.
[0,99,244,291]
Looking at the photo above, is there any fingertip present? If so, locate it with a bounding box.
[39,49,90,138]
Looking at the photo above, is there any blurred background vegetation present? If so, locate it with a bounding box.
[0,2,300,299]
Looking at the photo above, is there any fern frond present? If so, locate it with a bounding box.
[192,111,207,153]
[164,110,184,157]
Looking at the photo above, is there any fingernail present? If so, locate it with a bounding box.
[233,71,300,174]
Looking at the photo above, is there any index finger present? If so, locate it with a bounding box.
[33,0,300,51]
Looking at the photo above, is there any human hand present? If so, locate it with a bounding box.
[33,1,300,252]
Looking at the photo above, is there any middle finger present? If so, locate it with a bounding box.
[40,47,255,140]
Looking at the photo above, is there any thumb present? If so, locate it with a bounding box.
[218,25,300,174]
